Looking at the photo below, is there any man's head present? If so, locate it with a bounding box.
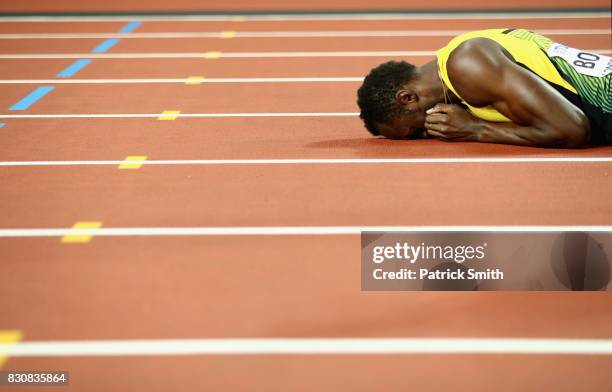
[357,60,432,139]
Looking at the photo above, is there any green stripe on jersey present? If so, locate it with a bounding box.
[507,29,611,113]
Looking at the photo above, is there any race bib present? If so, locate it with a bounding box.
[547,43,612,78]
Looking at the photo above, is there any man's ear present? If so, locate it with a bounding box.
[395,89,417,106]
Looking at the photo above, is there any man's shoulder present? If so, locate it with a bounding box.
[447,38,506,78]
[446,38,510,104]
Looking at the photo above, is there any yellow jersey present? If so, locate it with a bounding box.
[435,29,611,145]
[436,29,579,122]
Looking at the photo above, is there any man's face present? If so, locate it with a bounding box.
[374,82,437,140]
[376,111,428,140]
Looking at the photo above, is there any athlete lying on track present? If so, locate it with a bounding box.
[357,29,611,147]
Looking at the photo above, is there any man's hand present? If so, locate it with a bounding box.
[424,104,482,142]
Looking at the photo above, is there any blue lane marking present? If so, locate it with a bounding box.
[57,59,92,78]
[9,86,55,111]
[120,21,141,33]
[92,38,119,53]
[0,123,5,128]
[89,21,139,54]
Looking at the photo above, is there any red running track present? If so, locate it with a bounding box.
[0,12,611,392]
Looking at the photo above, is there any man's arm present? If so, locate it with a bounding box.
[425,38,590,147]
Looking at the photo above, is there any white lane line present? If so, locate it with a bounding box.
[2,338,612,356]
[1,50,609,59]
[0,226,610,238]
[0,77,363,84]
[0,112,359,119]
[0,51,438,59]
[1,158,611,167]
[0,29,608,39]
[0,12,608,22]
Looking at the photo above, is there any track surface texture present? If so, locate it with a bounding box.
[0,3,611,392]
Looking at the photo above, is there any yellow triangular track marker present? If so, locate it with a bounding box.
[0,330,23,368]
[185,76,205,85]
[203,51,222,59]
[157,110,181,120]
[220,31,236,39]
[119,156,148,169]
[61,221,102,243]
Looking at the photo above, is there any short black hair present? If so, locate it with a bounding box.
[357,61,418,136]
